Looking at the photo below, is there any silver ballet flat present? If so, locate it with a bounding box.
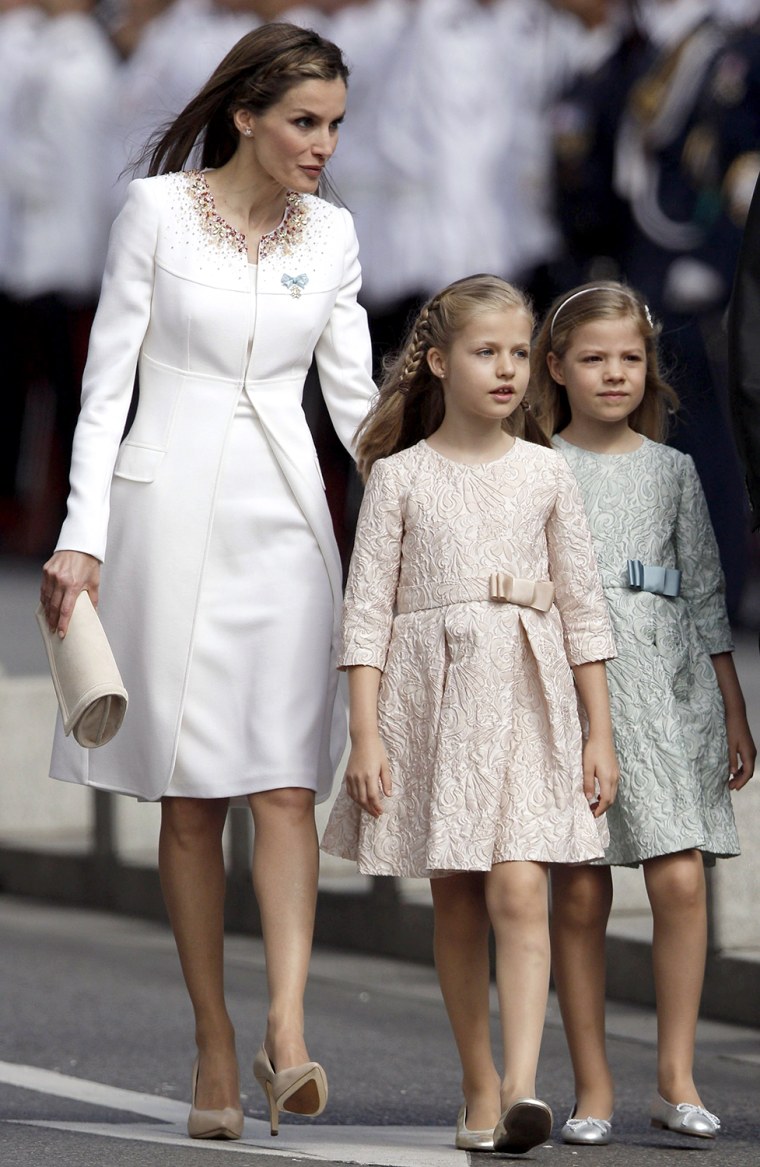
[493,1098,553,1154]
[561,1109,613,1145]
[455,1104,495,1152]
[650,1094,720,1139]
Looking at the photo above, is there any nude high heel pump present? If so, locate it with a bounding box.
[253,1046,328,1136]
[187,1057,244,1140]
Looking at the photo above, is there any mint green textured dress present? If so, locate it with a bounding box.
[554,435,740,866]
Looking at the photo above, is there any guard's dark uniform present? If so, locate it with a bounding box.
[550,26,654,291]
[724,21,760,526]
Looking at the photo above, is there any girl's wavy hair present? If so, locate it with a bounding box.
[137,23,349,176]
[355,274,550,481]
[531,281,679,441]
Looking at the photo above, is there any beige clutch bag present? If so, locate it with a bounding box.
[35,591,128,748]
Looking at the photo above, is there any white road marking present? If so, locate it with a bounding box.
[1,1060,465,1166]
[0,1060,186,1122]
[9,1120,466,1165]
[10,1121,326,1159]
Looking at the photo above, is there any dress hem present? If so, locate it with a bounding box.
[320,844,608,879]
[598,843,741,869]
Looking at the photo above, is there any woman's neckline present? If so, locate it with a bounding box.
[421,437,520,468]
[553,433,647,459]
[195,169,299,258]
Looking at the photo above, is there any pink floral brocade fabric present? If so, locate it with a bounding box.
[321,439,616,877]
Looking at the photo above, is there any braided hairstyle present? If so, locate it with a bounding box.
[531,280,679,442]
[355,274,549,481]
[138,23,349,176]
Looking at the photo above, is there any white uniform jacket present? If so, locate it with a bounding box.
[51,170,376,801]
[6,12,117,299]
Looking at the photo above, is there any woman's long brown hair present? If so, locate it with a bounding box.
[136,23,349,177]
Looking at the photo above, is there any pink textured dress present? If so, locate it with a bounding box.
[321,438,616,878]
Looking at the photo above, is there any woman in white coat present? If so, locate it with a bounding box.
[40,22,375,1141]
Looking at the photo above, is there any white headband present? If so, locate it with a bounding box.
[550,287,610,337]
[550,286,653,338]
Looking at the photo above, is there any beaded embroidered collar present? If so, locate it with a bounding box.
[187,170,308,260]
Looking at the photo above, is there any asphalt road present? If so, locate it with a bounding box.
[1,896,759,1167]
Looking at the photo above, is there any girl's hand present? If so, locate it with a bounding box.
[40,550,101,638]
[344,734,392,818]
[726,712,756,791]
[711,653,756,791]
[571,661,617,816]
[582,735,619,817]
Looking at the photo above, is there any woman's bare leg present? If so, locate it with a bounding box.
[486,861,550,1108]
[159,796,239,1110]
[644,850,707,1105]
[550,864,614,1117]
[248,787,319,1070]
[430,873,501,1131]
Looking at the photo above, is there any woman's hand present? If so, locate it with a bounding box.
[40,550,101,638]
[582,734,619,817]
[344,733,392,818]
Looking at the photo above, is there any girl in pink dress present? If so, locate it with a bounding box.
[322,274,619,1153]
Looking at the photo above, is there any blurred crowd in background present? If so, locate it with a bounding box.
[2,0,760,617]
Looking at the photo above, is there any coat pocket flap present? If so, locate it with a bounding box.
[113,443,165,483]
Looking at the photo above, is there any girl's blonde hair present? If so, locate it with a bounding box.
[356,274,550,480]
[531,281,679,442]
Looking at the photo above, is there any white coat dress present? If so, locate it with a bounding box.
[50,170,375,802]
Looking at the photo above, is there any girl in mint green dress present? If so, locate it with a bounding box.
[532,282,754,1147]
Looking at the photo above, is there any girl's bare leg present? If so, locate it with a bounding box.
[249,787,319,1070]
[550,864,614,1117]
[430,873,501,1131]
[644,849,707,1105]
[159,796,240,1110]
[485,861,550,1108]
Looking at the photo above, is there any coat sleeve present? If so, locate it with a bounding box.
[313,207,376,458]
[675,454,734,654]
[339,458,403,670]
[728,174,760,527]
[55,178,159,561]
[545,455,616,667]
